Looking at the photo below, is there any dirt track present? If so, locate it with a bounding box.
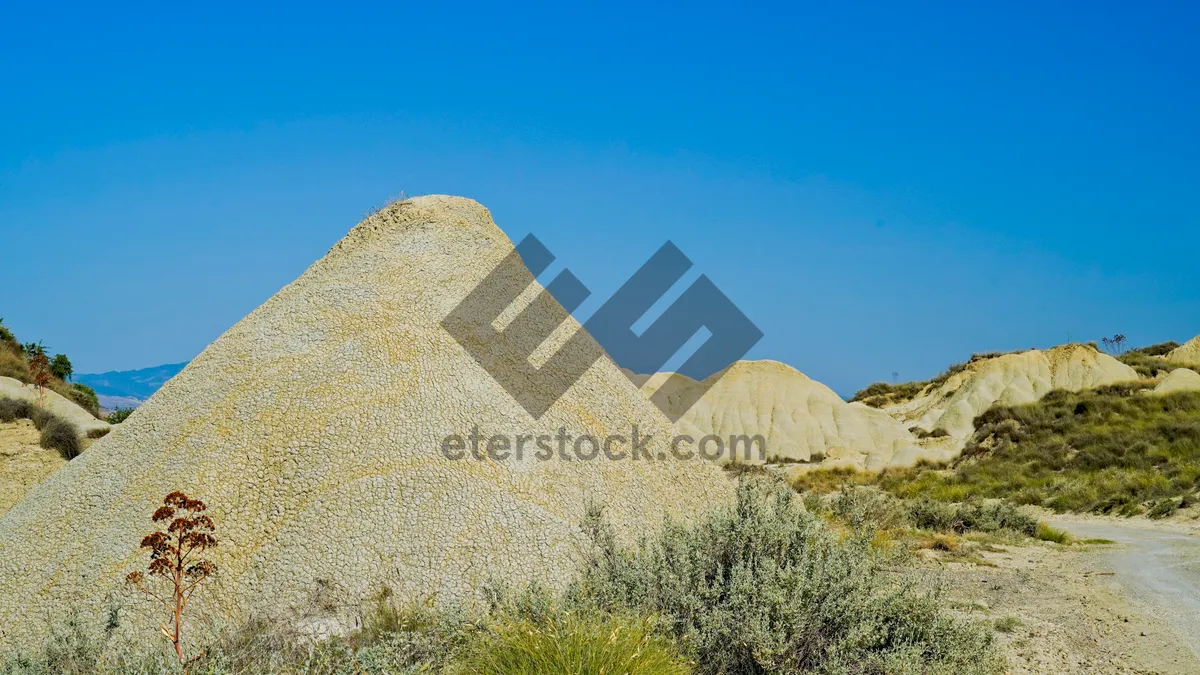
[1052,517,1200,665]
[928,515,1200,674]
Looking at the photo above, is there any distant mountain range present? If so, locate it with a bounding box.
[76,363,188,410]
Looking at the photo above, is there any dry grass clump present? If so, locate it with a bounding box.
[0,396,83,460]
[39,417,82,460]
[451,612,692,675]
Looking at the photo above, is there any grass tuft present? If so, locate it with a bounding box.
[452,611,692,675]
[1034,523,1070,544]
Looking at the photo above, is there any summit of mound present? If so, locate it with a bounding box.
[0,195,732,650]
[1166,334,1200,368]
[641,360,944,471]
[882,344,1137,448]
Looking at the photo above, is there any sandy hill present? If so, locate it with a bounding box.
[0,376,110,437]
[881,344,1137,447]
[639,361,951,471]
[1152,367,1200,395]
[0,196,732,649]
[1166,335,1200,368]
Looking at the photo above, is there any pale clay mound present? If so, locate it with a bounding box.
[0,196,733,650]
[1167,334,1200,368]
[0,375,109,436]
[1152,367,1200,395]
[883,344,1138,447]
[639,361,946,472]
[0,420,65,518]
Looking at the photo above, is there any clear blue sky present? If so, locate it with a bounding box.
[2,2,1198,396]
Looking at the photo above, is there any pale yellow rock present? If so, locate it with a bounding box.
[1151,367,1200,395]
[0,375,109,436]
[1166,335,1200,368]
[0,196,733,650]
[883,345,1138,449]
[0,420,65,518]
[640,360,939,471]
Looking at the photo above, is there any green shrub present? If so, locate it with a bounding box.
[40,418,82,460]
[452,611,691,675]
[829,485,908,530]
[105,407,135,425]
[1034,523,1070,544]
[567,478,1003,675]
[50,354,73,382]
[1147,497,1183,519]
[905,500,1038,537]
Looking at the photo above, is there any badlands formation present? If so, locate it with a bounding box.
[641,361,932,471]
[654,345,1140,472]
[1152,366,1200,395]
[0,196,732,649]
[1167,334,1200,367]
[879,345,1136,445]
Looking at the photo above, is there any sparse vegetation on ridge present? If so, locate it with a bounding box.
[818,384,1200,518]
[851,350,1020,408]
[1116,341,1189,378]
[0,396,84,460]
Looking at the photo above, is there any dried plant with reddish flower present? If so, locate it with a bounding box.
[28,352,52,405]
[126,491,218,673]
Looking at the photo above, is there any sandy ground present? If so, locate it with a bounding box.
[0,420,65,516]
[924,514,1200,674]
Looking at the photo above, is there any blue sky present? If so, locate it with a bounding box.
[2,1,1198,396]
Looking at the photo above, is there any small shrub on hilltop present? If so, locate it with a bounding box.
[50,354,73,382]
[105,407,136,425]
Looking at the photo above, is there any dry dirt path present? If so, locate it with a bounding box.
[1052,517,1200,664]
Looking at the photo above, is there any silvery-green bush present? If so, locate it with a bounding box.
[567,478,1004,675]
